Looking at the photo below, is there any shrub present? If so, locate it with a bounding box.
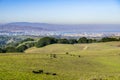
[53,54,57,58]
[78,55,81,57]
[50,54,57,58]
[66,52,69,55]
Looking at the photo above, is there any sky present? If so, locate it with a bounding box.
[0,0,120,24]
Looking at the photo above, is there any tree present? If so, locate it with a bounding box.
[78,37,88,43]
[92,39,97,43]
[16,45,28,52]
[69,39,78,44]
[5,46,16,52]
[23,41,35,48]
[87,39,93,43]
[20,38,34,43]
[0,48,3,53]
[0,48,6,53]
[57,39,69,44]
[100,37,118,42]
[36,37,57,47]
[6,42,19,48]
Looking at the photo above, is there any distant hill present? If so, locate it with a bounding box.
[0,22,120,32]
[0,22,120,37]
[0,23,48,32]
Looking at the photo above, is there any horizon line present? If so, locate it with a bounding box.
[1,22,120,25]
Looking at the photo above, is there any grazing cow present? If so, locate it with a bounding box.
[45,72,51,75]
[32,70,40,74]
[39,70,43,73]
[52,73,57,75]
[32,70,43,74]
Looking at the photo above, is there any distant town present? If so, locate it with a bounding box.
[1,30,120,38]
[0,22,120,38]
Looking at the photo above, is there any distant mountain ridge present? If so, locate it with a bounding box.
[0,22,120,32]
[0,22,49,32]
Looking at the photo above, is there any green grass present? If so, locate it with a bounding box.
[1,41,120,80]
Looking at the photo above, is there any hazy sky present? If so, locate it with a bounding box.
[0,0,120,24]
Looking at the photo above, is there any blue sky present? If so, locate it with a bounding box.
[0,0,120,24]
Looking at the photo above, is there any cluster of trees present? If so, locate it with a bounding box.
[36,37,57,47]
[35,37,97,48]
[16,41,35,52]
[0,36,23,48]
[0,37,120,53]
[0,48,6,53]
[0,38,35,53]
[20,38,34,43]
[0,36,11,48]
[35,37,120,48]
[100,37,120,42]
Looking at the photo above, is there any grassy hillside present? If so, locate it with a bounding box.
[0,42,120,80]
[25,42,120,55]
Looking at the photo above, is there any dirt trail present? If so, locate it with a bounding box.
[83,46,88,50]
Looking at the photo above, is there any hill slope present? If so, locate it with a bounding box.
[25,42,120,55]
[0,42,120,80]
